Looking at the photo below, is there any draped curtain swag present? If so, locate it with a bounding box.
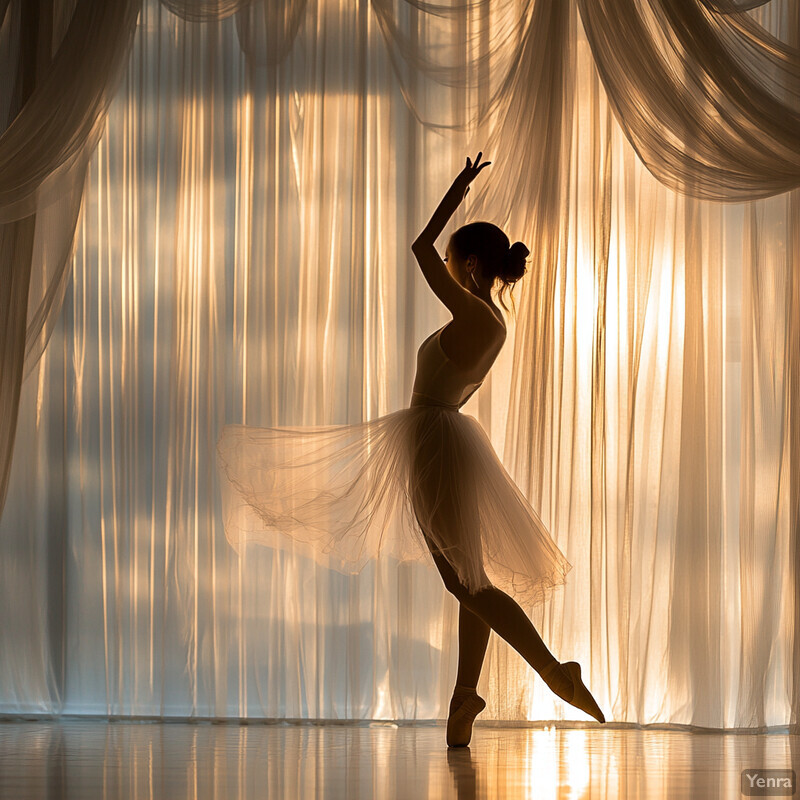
[0,0,797,729]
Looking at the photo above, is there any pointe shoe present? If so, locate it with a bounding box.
[446,687,487,747]
[541,660,606,724]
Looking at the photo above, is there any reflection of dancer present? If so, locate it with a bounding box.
[447,747,479,798]
[216,153,605,751]
[409,154,605,746]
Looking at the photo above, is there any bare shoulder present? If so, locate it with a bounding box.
[453,296,506,339]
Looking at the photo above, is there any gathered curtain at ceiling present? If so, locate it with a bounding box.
[0,0,797,730]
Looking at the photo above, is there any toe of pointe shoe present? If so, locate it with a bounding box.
[446,693,486,747]
[563,661,605,724]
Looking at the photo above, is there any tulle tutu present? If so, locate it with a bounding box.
[216,406,572,607]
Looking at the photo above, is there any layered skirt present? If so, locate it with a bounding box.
[216,405,572,607]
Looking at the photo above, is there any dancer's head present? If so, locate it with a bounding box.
[446,222,529,315]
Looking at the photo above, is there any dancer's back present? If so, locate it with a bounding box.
[410,312,505,410]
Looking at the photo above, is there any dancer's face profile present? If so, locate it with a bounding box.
[444,237,476,289]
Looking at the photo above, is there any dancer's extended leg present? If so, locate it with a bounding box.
[430,550,604,723]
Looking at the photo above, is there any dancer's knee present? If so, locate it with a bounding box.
[425,538,493,604]
[436,560,491,607]
[442,570,471,602]
[430,551,471,601]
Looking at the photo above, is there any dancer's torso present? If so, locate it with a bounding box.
[409,320,504,411]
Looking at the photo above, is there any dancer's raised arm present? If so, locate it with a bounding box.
[411,153,491,314]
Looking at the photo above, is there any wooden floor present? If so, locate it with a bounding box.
[1,718,798,799]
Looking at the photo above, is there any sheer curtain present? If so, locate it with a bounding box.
[0,0,797,729]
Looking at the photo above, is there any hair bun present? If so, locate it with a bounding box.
[502,241,529,283]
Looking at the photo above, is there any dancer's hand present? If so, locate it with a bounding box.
[454,152,491,198]
[412,152,492,250]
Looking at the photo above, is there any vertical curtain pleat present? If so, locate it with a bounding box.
[789,189,800,733]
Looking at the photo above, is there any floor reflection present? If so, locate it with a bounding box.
[0,719,798,799]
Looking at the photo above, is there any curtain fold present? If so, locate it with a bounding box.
[0,0,140,514]
[0,1,140,222]
[369,0,529,128]
[578,0,800,201]
[0,0,797,729]
[160,0,256,22]
[234,0,307,66]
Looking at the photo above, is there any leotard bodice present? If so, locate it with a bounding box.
[409,325,486,411]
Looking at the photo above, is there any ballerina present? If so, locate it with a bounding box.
[409,154,605,746]
[216,153,605,749]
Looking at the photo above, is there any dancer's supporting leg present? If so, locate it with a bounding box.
[447,605,490,746]
[456,605,490,689]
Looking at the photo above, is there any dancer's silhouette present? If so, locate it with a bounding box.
[409,154,605,746]
[216,153,605,749]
